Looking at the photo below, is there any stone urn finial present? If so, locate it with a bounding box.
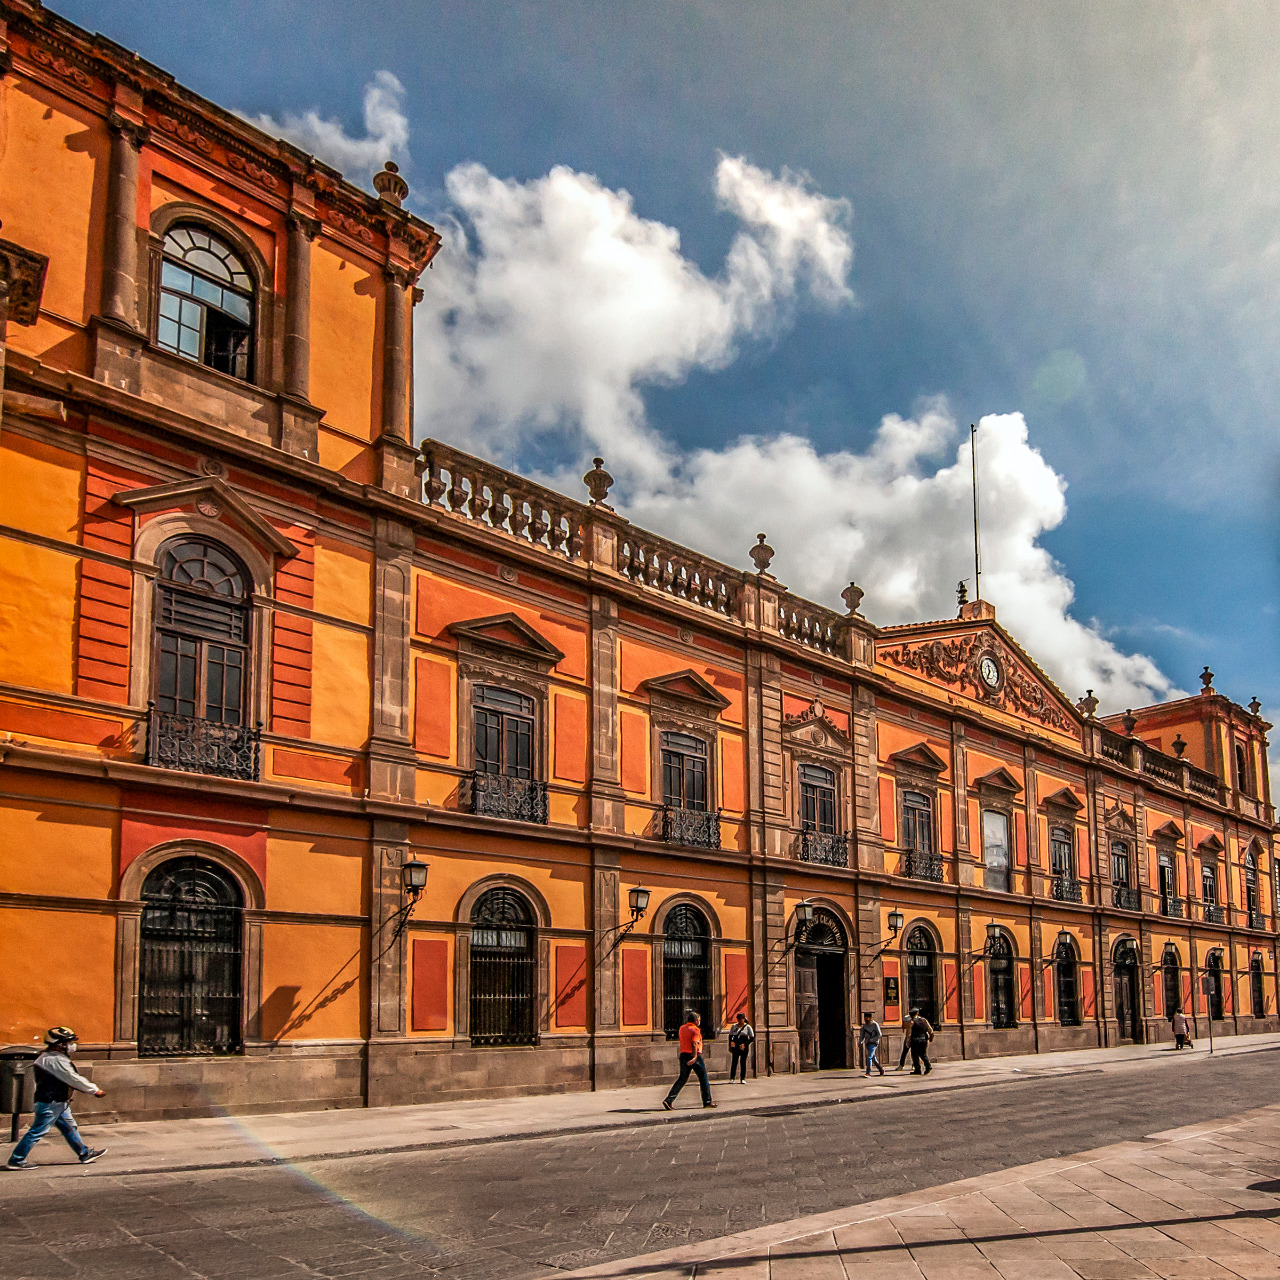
[1121,709,1137,736]
[841,580,864,615]
[583,457,614,507]
[1076,689,1099,719]
[1249,696,1262,717]
[1172,733,1187,758]
[750,533,774,574]
[373,160,409,207]
[1200,665,1215,694]
[957,579,969,610]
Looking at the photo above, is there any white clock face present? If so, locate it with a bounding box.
[979,655,1000,688]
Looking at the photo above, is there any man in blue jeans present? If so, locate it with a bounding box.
[6,1027,107,1169]
[662,1011,716,1110]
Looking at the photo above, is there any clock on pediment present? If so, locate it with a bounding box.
[977,651,1002,691]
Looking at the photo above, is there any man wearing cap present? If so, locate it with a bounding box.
[6,1028,107,1169]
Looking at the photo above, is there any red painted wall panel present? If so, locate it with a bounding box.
[1020,966,1033,1020]
[944,963,958,1022]
[973,962,985,1021]
[414,658,453,758]
[1082,968,1096,1017]
[723,952,750,1024]
[555,944,588,1028]
[411,938,449,1031]
[622,948,648,1026]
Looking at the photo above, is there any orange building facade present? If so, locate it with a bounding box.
[0,1,1275,1121]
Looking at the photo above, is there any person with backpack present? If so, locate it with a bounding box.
[727,1012,754,1082]
[906,1008,934,1074]
[6,1028,107,1170]
[858,1012,884,1076]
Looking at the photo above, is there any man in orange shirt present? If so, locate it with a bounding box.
[662,1011,716,1110]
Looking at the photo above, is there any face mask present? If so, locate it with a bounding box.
[65,1043,76,1055]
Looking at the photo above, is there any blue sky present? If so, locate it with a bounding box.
[64,1,1278,728]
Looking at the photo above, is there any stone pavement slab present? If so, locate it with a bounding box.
[11,1031,1279,1178]
[559,1103,1280,1279]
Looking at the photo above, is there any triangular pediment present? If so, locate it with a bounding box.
[1104,803,1136,833]
[1197,832,1225,856]
[876,620,1079,737]
[1151,820,1184,843]
[783,698,851,751]
[114,477,298,558]
[1042,786,1084,813]
[449,613,565,665]
[887,742,948,774]
[974,766,1023,796]
[640,669,730,711]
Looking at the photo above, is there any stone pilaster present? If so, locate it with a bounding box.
[588,593,625,830]
[370,819,411,1038]
[591,848,624,1088]
[367,517,416,802]
[279,209,321,461]
[952,720,973,885]
[852,683,883,871]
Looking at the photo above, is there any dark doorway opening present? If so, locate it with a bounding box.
[1114,942,1141,1041]
[796,909,848,1070]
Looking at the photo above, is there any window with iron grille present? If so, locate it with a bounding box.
[800,764,837,834]
[1201,861,1218,905]
[469,887,538,1046]
[153,538,250,724]
[1055,944,1080,1027]
[903,792,934,857]
[1204,951,1224,1020]
[1161,944,1181,1017]
[662,732,708,811]
[474,686,535,778]
[1158,853,1177,910]
[663,904,713,1039]
[905,927,937,1028]
[1252,955,1265,1019]
[157,225,254,380]
[988,933,1016,1028]
[138,857,243,1057]
[1244,852,1259,916]
[982,810,1011,893]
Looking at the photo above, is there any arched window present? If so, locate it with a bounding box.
[153,538,251,726]
[663,904,712,1039]
[905,927,938,1028]
[138,857,243,1057]
[988,932,1016,1028]
[1251,954,1266,1019]
[469,887,538,1046]
[1055,939,1080,1027]
[157,225,254,379]
[1161,944,1181,1019]
[1204,950,1224,1022]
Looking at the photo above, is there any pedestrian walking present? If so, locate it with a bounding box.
[859,1012,885,1076]
[662,1011,717,1110]
[727,1012,754,1083]
[1172,1009,1192,1050]
[907,1008,934,1074]
[6,1028,107,1170]
[896,1011,914,1070]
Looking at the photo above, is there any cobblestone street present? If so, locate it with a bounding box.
[5,1047,1280,1278]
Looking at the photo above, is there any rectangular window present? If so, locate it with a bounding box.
[1110,841,1130,887]
[1050,827,1073,877]
[982,810,1011,892]
[1158,855,1176,904]
[902,792,934,856]
[799,764,837,834]
[472,686,536,778]
[1202,863,1218,905]
[661,732,708,811]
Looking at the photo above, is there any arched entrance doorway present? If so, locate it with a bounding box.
[139,857,244,1057]
[795,909,848,1071]
[663,904,713,1039]
[904,927,938,1029]
[1161,944,1181,1020]
[1113,939,1141,1041]
[1204,950,1225,1022]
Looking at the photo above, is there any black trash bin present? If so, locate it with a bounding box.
[0,1046,40,1142]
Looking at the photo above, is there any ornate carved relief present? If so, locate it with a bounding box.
[153,111,214,154]
[878,631,1075,733]
[781,698,851,759]
[27,41,94,88]
[1103,802,1137,834]
[226,150,282,192]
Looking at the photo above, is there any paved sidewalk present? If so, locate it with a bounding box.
[563,1100,1280,1278]
[12,1032,1280,1177]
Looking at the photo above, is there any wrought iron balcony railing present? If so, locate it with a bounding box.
[1111,885,1143,912]
[797,829,849,867]
[659,806,721,849]
[1160,895,1184,919]
[1202,902,1225,925]
[466,772,549,824]
[1249,909,1267,931]
[902,851,944,883]
[1051,875,1083,903]
[146,706,261,781]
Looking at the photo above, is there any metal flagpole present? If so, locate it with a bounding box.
[970,423,981,601]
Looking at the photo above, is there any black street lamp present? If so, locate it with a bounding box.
[600,886,652,959]
[401,859,429,902]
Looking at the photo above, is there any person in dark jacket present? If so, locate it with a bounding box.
[907,1009,934,1075]
[6,1028,107,1169]
[727,1012,754,1082]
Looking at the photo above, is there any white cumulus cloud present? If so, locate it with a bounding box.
[414,155,1179,713]
[248,70,408,182]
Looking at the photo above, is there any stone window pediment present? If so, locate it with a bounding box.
[448,613,565,672]
[1150,820,1184,844]
[783,698,851,758]
[887,741,948,777]
[116,478,298,564]
[973,766,1023,798]
[1041,786,1084,814]
[1103,802,1137,835]
[640,669,730,717]
[1197,833,1225,857]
